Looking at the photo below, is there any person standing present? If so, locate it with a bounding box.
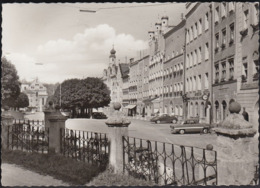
[242,107,249,121]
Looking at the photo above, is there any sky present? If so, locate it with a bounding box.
[2,3,186,84]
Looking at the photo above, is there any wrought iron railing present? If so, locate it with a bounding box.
[7,119,49,153]
[60,128,110,168]
[122,136,217,186]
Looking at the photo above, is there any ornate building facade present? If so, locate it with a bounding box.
[21,78,48,112]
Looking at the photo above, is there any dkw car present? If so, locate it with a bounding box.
[170,118,210,134]
[150,114,178,124]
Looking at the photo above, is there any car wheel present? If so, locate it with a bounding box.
[172,119,177,124]
[156,120,160,124]
[179,130,185,134]
[203,129,208,134]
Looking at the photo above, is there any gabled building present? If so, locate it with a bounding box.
[21,78,48,112]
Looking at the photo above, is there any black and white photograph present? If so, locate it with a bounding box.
[1,2,259,186]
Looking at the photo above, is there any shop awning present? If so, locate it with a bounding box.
[124,105,136,109]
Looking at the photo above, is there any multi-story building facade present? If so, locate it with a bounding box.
[21,78,48,112]
[128,58,138,116]
[184,3,213,123]
[163,19,185,119]
[147,16,168,115]
[236,2,259,130]
[212,2,238,123]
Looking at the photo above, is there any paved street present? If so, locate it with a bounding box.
[1,163,69,186]
[66,118,217,150]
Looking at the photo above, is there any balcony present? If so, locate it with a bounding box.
[215,78,219,84]
[251,23,259,33]
[240,28,248,37]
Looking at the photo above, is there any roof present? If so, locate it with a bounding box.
[119,63,129,77]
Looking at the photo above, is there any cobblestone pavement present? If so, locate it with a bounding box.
[1,163,69,186]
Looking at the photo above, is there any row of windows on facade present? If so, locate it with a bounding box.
[215,23,234,51]
[186,73,209,92]
[186,2,235,44]
[147,82,184,96]
[214,58,234,82]
[24,85,44,90]
[242,60,259,80]
[214,2,235,24]
[30,98,45,105]
[186,44,208,68]
[149,63,184,80]
[242,3,259,30]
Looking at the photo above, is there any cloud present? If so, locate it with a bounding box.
[35,24,148,82]
[6,24,148,84]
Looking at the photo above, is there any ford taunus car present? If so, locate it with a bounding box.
[170,118,210,134]
[150,114,178,124]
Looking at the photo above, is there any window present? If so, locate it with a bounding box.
[229,59,234,80]
[205,12,209,30]
[190,77,193,91]
[253,60,259,80]
[243,10,249,29]
[198,47,202,63]
[186,54,190,68]
[198,75,202,90]
[194,22,198,38]
[205,73,209,89]
[194,50,197,65]
[222,28,226,47]
[186,79,189,92]
[215,7,220,24]
[42,98,45,105]
[229,23,235,43]
[242,63,248,80]
[180,62,183,70]
[170,85,173,92]
[193,76,197,91]
[221,3,227,18]
[190,52,193,67]
[215,64,219,83]
[229,2,234,12]
[253,3,259,25]
[190,27,193,41]
[221,62,226,81]
[186,30,190,44]
[198,19,202,35]
[215,33,220,49]
[205,43,209,60]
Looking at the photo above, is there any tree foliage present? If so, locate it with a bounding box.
[52,77,110,110]
[1,57,21,107]
[15,92,29,108]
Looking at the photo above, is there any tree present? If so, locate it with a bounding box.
[15,92,29,109]
[52,77,110,118]
[1,57,21,107]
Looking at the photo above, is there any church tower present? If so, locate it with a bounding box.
[109,45,116,66]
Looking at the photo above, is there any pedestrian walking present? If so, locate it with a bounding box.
[242,107,249,121]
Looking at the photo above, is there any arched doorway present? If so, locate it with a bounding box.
[190,102,193,117]
[201,102,205,118]
[215,101,219,123]
[195,102,199,117]
[222,101,227,121]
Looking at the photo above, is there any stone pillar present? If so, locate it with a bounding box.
[44,106,67,154]
[108,126,128,173]
[213,102,257,185]
[1,113,14,150]
[105,102,131,174]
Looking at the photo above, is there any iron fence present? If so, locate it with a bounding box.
[7,119,49,153]
[123,136,217,186]
[60,128,110,168]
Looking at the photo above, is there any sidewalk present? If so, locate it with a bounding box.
[1,163,69,186]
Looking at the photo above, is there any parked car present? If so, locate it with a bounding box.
[92,112,107,119]
[170,118,210,134]
[150,114,178,124]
